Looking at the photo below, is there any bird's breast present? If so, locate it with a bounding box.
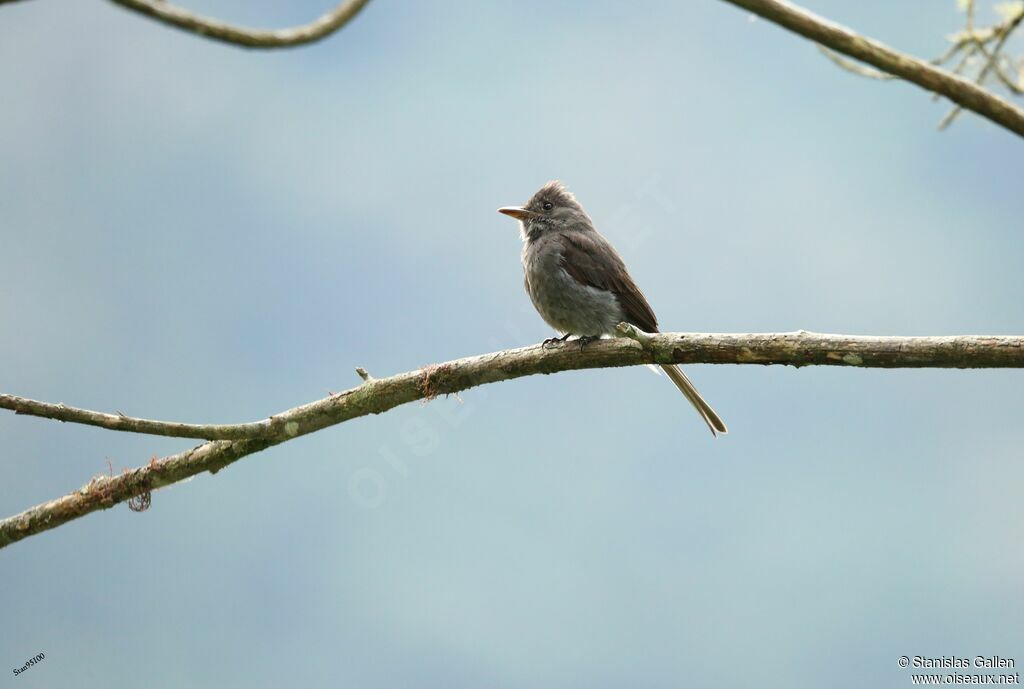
[521,237,623,336]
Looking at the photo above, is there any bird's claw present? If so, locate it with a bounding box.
[576,335,598,351]
[542,333,572,349]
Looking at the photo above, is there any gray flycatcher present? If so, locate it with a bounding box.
[498,180,728,436]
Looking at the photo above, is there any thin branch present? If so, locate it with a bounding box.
[722,0,1024,138]
[3,329,1023,550]
[0,394,274,440]
[985,55,1024,95]
[817,45,896,81]
[940,7,1024,128]
[933,39,969,68]
[106,0,372,49]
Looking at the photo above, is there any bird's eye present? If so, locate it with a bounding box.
[542,201,553,211]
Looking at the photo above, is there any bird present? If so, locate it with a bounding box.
[498,180,727,436]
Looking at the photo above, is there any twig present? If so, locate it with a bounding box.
[983,53,1024,95]
[723,0,1024,138]
[0,394,275,440]
[940,6,1024,128]
[817,45,895,81]
[106,0,372,49]
[2,329,1024,550]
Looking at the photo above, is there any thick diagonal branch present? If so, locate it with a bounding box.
[2,330,1022,550]
[106,0,372,49]
[720,0,1024,138]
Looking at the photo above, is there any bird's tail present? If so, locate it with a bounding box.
[660,364,728,437]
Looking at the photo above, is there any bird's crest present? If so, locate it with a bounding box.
[527,180,582,211]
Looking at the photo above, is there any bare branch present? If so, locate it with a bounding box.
[0,394,274,440]
[816,45,896,81]
[721,0,1024,138]
[106,0,372,49]
[984,54,1024,95]
[940,6,1024,128]
[4,330,1022,442]
[3,329,1023,550]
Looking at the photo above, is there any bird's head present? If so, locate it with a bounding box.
[498,180,592,241]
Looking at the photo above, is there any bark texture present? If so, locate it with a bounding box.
[721,0,1024,137]
[2,329,1022,551]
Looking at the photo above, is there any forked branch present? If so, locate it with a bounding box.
[2,329,1022,551]
[720,0,1024,137]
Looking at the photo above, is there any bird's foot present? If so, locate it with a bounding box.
[576,335,599,351]
[542,333,572,349]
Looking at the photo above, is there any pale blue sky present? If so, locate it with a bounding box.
[2,1,1023,687]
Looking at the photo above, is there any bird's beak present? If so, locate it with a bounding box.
[498,206,537,221]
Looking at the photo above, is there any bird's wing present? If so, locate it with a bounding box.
[557,232,659,333]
